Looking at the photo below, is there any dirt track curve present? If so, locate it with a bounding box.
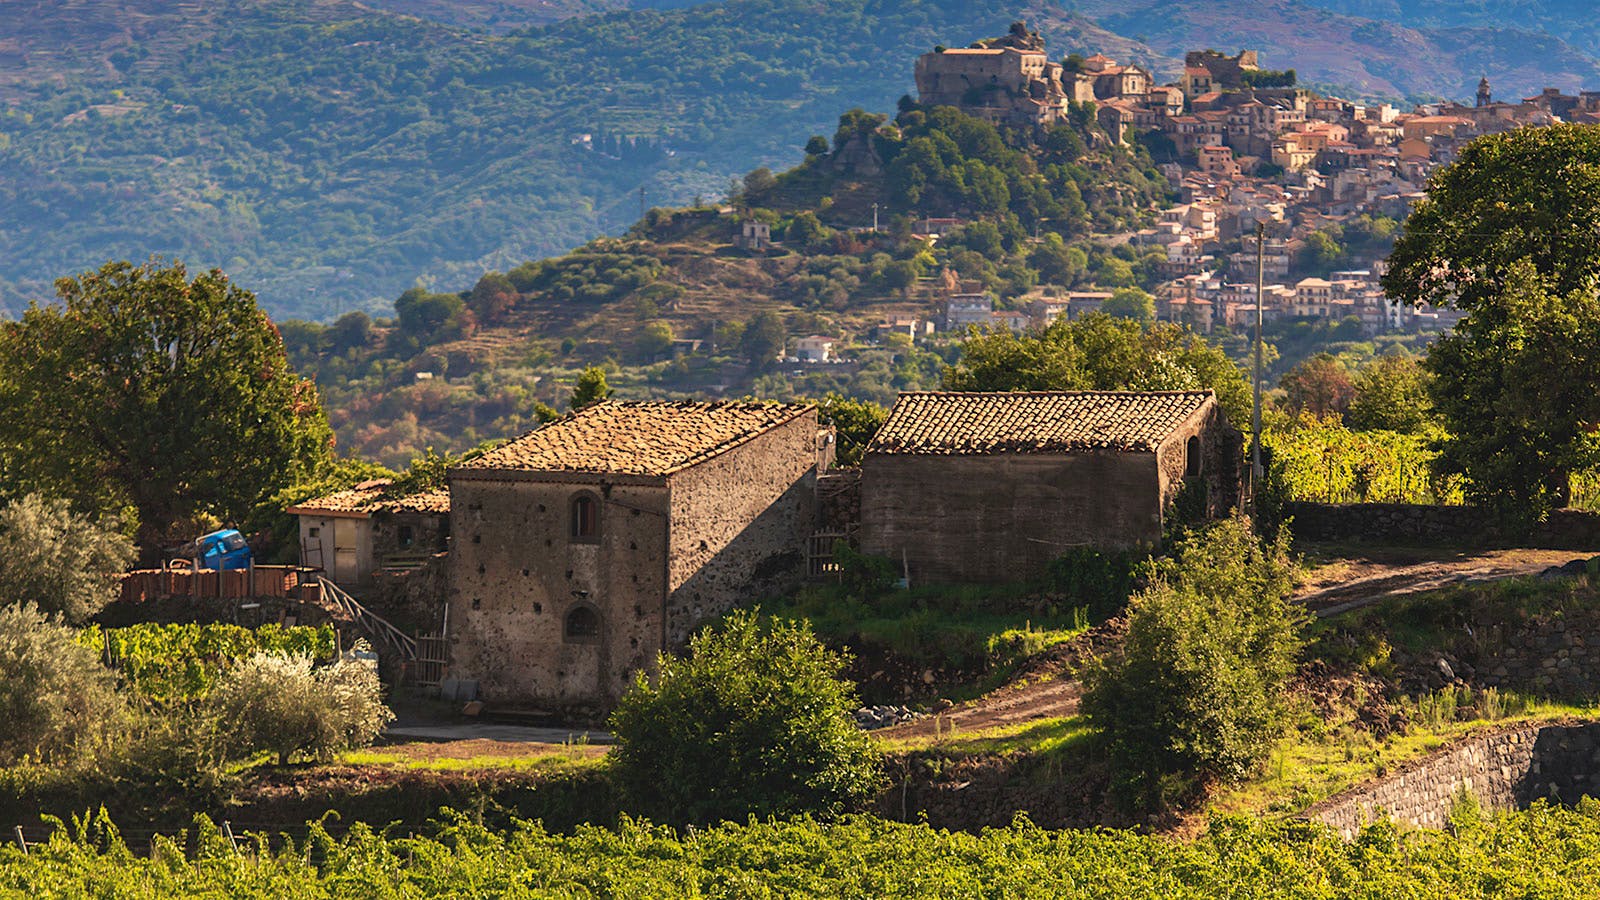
[878,548,1588,742]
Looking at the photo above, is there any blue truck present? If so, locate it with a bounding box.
[191,528,254,570]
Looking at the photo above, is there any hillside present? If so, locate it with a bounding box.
[0,0,1149,320]
[7,0,1600,321]
[280,101,1179,464]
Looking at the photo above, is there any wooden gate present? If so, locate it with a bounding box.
[413,632,448,687]
[808,532,846,579]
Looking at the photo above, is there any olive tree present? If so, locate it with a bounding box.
[209,651,392,765]
[0,493,136,622]
[0,604,122,766]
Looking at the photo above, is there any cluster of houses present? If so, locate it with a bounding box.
[291,392,1238,710]
[884,26,1600,342]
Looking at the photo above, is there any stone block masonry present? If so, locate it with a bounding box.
[1307,722,1600,838]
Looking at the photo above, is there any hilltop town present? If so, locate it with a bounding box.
[901,23,1599,340]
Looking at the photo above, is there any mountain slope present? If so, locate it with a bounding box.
[5,0,1600,320]
[0,0,1156,319]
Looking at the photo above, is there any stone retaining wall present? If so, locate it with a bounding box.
[1307,722,1600,838]
[1286,502,1600,550]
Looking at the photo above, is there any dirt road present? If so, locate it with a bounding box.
[878,547,1589,743]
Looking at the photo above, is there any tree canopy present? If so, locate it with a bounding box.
[0,260,333,549]
[1425,260,1600,519]
[942,313,1251,425]
[1384,124,1600,310]
[1082,519,1303,801]
[1383,125,1600,519]
[608,610,883,825]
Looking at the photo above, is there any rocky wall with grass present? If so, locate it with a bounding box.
[1286,502,1600,550]
[1307,722,1600,838]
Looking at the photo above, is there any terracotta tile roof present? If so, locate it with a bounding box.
[457,400,814,478]
[288,480,450,516]
[867,391,1214,455]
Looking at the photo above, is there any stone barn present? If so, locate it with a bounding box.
[446,400,830,710]
[288,480,450,587]
[859,391,1238,584]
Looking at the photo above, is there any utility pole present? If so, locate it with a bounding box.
[872,203,880,233]
[1251,220,1266,514]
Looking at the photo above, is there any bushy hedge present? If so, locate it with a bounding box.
[608,611,883,824]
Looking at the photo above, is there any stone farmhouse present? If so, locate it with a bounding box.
[858,391,1239,584]
[444,400,830,709]
[289,480,450,587]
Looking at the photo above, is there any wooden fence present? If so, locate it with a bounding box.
[117,565,322,604]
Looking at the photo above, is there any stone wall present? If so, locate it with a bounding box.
[447,474,673,711]
[446,411,822,711]
[664,413,820,646]
[860,451,1164,585]
[1285,502,1600,550]
[1473,609,1600,697]
[1307,722,1600,838]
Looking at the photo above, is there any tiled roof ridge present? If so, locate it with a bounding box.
[456,399,816,477]
[868,390,1216,456]
[894,389,1216,398]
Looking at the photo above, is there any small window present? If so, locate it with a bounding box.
[398,524,415,548]
[571,493,599,541]
[308,527,320,539]
[1185,436,1203,478]
[565,605,600,641]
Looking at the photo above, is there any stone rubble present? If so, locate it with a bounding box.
[854,705,925,730]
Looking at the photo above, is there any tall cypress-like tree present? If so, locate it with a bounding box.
[0,259,333,551]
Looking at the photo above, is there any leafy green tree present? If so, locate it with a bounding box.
[817,394,887,467]
[741,310,787,365]
[1279,353,1355,418]
[804,134,829,156]
[1081,519,1303,801]
[1096,256,1136,288]
[328,310,373,352]
[0,260,333,550]
[1103,287,1155,322]
[1426,260,1600,519]
[0,603,122,766]
[0,494,136,623]
[1295,229,1346,277]
[944,313,1251,425]
[395,286,472,342]
[571,366,613,410]
[635,320,674,359]
[1347,355,1432,433]
[1385,124,1600,312]
[608,610,883,825]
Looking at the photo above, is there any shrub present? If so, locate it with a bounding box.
[1081,519,1304,803]
[0,493,136,623]
[608,610,883,824]
[1045,546,1145,619]
[209,650,392,765]
[0,604,122,766]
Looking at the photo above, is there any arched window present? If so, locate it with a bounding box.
[565,604,600,641]
[1185,436,1203,478]
[570,493,599,542]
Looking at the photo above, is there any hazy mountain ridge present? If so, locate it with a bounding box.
[5,0,1600,320]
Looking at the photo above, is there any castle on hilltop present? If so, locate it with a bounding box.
[913,22,1153,129]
